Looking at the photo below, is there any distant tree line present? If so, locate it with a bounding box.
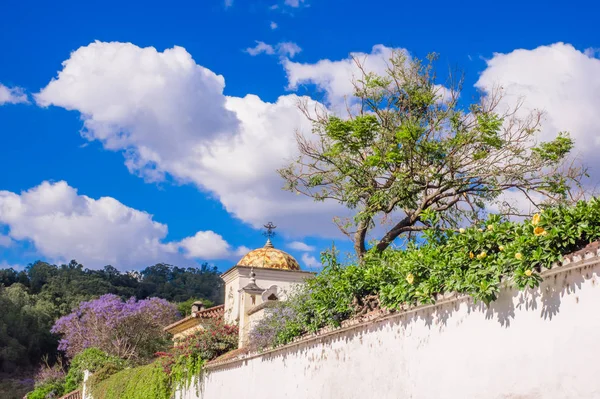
[0,260,223,373]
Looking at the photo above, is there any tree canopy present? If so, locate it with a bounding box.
[279,51,585,258]
[0,259,223,373]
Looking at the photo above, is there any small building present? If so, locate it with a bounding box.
[165,236,314,347]
[163,301,224,341]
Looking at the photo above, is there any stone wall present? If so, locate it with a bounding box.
[177,247,600,399]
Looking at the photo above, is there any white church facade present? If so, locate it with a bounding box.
[165,235,314,347]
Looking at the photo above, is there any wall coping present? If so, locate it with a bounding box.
[205,242,600,371]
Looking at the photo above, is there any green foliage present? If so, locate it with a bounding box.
[279,50,585,258]
[27,381,65,399]
[160,318,238,390]
[257,199,600,347]
[90,319,238,398]
[90,362,171,399]
[63,348,128,393]
[0,260,222,374]
[0,284,56,373]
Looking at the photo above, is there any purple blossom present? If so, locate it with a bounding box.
[52,294,178,359]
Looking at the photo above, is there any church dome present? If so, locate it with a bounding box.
[237,239,301,271]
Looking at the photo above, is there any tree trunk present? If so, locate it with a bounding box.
[354,217,370,261]
[374,214,415,253]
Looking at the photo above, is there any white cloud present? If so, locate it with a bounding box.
[246,41,275,56]
[224,0,233,7]
[0,83,28,105]
[287,241,315,251]
[277,42,302,58]
[270,21,278,30]
[35,42,344,239]
[0,261,24,271]
[246,41,301,58]
[301,253,321,268]
[177,230,235,259]
[0,181,244,270]
[285,0,305,7]
[475,42,600,188]
[284,44,401,111]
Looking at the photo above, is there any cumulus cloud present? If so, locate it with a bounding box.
[0,181,245,269]
[0,83,28,105]
[246,41,301,58]
[35,41,344,239]
[284,44,401,111]
[301,253,321,268]
[270,21,278,30]
[283,45,456,113]
[287,241,315,251]
[475,42,600,188]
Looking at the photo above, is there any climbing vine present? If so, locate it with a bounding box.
[89,319,238,398]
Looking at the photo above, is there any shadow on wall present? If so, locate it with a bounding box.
[201,258,599,380]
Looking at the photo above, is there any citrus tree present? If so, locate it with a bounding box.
[279,51,585,258]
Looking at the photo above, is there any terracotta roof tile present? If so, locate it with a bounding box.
[163,304,224,332]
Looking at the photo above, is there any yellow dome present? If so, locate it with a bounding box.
[237,239,301,271]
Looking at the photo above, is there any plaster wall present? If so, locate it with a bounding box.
[222,266,313,325]
[179,256,600,399]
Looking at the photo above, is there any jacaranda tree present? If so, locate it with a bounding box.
[51,294,178,361]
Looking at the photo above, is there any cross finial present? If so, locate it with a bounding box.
[263,222,277,240]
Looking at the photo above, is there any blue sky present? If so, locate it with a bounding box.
[1,0,599,272]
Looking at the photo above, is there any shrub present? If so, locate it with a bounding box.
[26,380,65,399]
[27,358,66,399]
[256,199,600,348]
[90,318,238,398]
[159,318,238,390]
[63,348,129,393]
[90,361,170,399]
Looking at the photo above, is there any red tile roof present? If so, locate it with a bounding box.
[163,304,224,333]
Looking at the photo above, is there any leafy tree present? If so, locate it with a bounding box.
[0,260,223,374]
[138,263,223,304]
[279,51,585,258]
[51,294,178,361]
[0,284,57,372]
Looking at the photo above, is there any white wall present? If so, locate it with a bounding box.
[179,254,600,399]
[222,266,313,326]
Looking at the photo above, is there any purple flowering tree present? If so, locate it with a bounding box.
[52,294,179,360]
[248,302,298,351]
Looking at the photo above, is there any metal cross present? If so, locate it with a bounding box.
[263,222,277,239]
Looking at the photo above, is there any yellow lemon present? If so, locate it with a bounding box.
[525,269,533,277]
[469,252,475,259]
[531,213,541,226]
[477,251,487,260]
[487,224,494,231]
[459,228,466,234]
[533,226,547,236]
[515,252,523,260]
[499,245,504,251]
[406,273,415,285]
